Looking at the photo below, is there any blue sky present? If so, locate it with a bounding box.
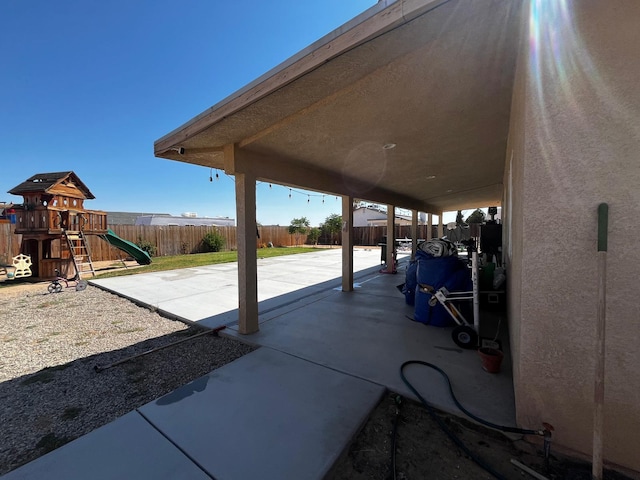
[1,1,461,226]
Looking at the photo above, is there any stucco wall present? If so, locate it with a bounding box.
[502,6,526,429]
[506,0,640,472]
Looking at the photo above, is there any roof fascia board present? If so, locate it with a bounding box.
[154,0,449,155]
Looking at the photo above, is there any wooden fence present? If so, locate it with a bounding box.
[0,222,21,264]
[86,225,302,262]
[1,223,451,263]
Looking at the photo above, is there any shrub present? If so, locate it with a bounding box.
[136,238,157,257]
[288,217,310,246]
[307,227,321,245]
[202,230,225,252]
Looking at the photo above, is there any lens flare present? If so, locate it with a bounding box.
[528,0,637,204]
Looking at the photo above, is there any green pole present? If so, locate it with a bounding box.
[593,203,608,480]
[597,203,608,252]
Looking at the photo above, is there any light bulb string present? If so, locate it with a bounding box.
[208,168,341,203]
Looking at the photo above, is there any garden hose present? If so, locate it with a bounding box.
[399,360,552,480]
[389,395,402,480]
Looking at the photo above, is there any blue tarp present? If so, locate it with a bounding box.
[412,250,471,327]
[402,260,418,305]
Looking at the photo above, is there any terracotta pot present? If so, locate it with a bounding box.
[478,347,504,373]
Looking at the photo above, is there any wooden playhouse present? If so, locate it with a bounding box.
[8,172,108,280]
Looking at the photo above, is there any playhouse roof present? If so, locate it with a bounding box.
[8,172,96,199]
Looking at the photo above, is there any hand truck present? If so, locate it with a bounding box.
[418,252,480,349]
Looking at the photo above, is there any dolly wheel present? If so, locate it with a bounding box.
[76,280,88,291]
[452,325,478,349]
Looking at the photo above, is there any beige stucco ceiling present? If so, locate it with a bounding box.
[155,0,523,213]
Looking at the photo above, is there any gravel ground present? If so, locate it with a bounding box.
[0,281,254,476]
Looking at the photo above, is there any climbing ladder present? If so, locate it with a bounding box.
[65,231,96,278]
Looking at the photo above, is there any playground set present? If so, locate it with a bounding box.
[3,171,151,282]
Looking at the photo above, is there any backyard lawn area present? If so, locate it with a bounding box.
[92,246,326,278]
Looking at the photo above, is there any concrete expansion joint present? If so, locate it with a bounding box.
[263,346,387,390]
[135,410,216,480]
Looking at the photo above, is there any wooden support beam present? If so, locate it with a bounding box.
[411,210,418,261]
[383,205,396,273]
[235,171,259,334]
[342,196,354,292]
[223,144,236,173]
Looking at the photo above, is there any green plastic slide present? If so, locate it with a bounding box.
[99,229,152,265]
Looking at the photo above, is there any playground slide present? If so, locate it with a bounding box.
[99,229,152,265]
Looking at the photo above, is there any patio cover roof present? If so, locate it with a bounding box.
[154,0,523,213]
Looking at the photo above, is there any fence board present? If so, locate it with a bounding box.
[1,224,453,263]
[0,223,21,263]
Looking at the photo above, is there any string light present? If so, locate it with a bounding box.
[207,170,329,201]
[238,176,340,204]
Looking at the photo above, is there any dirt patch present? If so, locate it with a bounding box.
[330,393,635,480]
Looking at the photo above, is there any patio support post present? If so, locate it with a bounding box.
[386,205,395,271]
[234,171,259,334]
[341,196,354,292]
[411,210,418,261]
[426,213,433,240]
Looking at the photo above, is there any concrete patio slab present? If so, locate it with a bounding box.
[138,347,385,480]
[91,249,516,427]
[90,248,387,329]
[222,263,516,427]
[2,412,211,480]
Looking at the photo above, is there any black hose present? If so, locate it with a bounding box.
[389,395,401,480]
[399,360,539,480]
[401,360,539,436]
